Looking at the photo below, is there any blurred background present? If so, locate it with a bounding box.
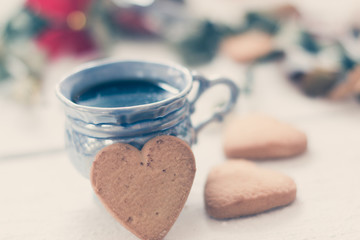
[1,0,360,239]
[1,0,360,157]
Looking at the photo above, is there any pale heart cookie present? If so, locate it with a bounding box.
[220,31,273,63]
[224,114,307,159]
[205,160,297,219]
[91,135,196,240]
[329,65,360,100]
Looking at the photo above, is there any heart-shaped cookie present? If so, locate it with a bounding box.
[220,31,273,63]
[205,160,296,219]
[91,135,196,240]
[223,114,307,159]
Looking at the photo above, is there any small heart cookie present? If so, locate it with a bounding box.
[220,31,273,63]
[91,135,196,240]
[205,160,296,219]
[223,114,307,159]
[329,65,360,100]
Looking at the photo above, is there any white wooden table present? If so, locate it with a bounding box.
[1,0,360,239]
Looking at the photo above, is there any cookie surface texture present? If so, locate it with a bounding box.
[91,135,196,240]
[224,114,307,159]
[205,160,297,219]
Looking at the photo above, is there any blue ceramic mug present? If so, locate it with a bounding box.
[56,60,239,178]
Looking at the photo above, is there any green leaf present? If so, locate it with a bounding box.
[299,31,321,54]
[4,8,48,43]
[245,12,280,35]
[255,50,285,63]
[178,21,234,65]
[0,62,10,80]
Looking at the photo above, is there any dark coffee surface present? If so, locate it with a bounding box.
[72,80,178,108]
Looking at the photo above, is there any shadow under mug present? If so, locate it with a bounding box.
[56,60,239,178]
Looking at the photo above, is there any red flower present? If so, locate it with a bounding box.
[26,0,92,22]
[26,0,97,58]
[36,28,96,59]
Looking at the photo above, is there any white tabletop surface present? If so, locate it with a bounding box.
[1,0,360,239]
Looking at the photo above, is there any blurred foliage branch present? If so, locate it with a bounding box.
[1,1,360,103]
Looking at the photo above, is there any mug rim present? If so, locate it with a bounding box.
[55,58,193,112]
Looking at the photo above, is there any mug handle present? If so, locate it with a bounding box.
[189,72,240,136]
